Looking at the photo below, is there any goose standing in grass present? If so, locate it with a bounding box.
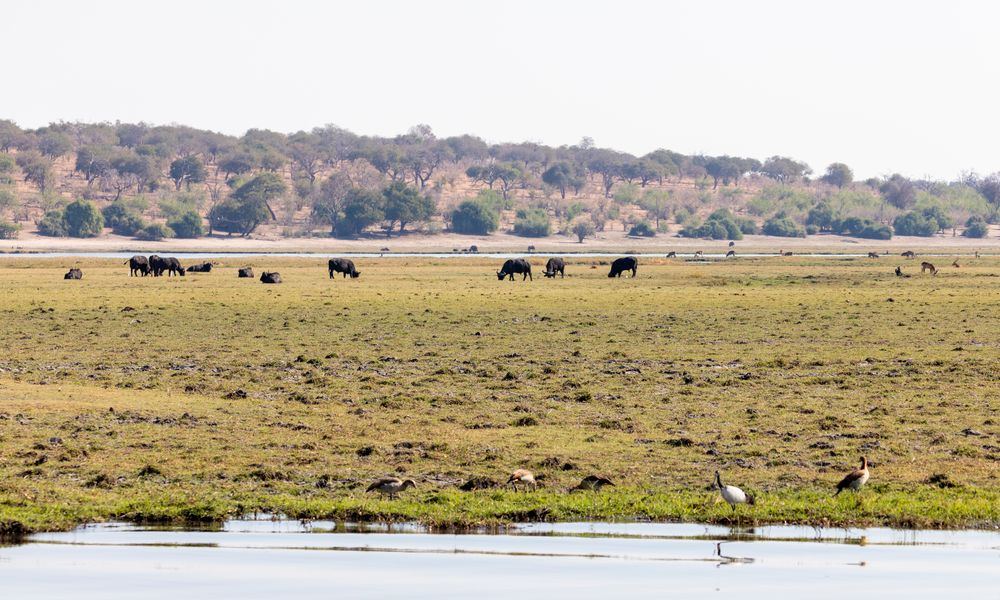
[835,456,870,496]
[715,471,754,511]
[506,469,537,492]
[366,477,417,499]
[572,475,615,492]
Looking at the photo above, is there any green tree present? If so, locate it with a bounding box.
[36,209,67,236]
[63,199,104,237]
[892,211,937,236]
[880,174,916,209]
[74,146,113,185]
[232,172,286,222]
[136,223,174,241]
[335,188,384,237]
[572,220,595,242]
[512,208,551,237]
[37,131,73,158]
[311,172,353,235]
[167,211,204,238]
[169,155,207,191]
[761,156,811,183]
[0,186,16,216]
[821,163,853,188]
[0,154,14,184]
[806,202,838,231]
[15,151,53,192]
[450,199,499,235]
[382,181,435,235]
[542,162,584,199]
[102,200,146,235]
[963,215,989,238]
[762,213,806,237]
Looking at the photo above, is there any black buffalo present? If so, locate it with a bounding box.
[608,257,638,278]
[125,255,150,277]
[149,255,185,277]
[63,268,83,280]
[186,262,213,273]
[260,271,281,284]
[543,257,565,278]
[328,258,360,279]
[497,258,532,281]
[238,267,255,278]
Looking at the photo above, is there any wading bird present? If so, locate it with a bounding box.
[835,456,870,496]
[715,471,755,511]
[366,477,417,499]
[506,469,537,492]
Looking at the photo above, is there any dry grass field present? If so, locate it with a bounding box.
[1,255,999,533]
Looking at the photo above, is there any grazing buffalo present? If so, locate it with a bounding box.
[608,256,638,278]
[901,250,915,258]
[149,256,185,277]
[186,262,213,273]
[666,251,676,258]
[467,245,479,253]
[126,255,150,277]
[497,258,532,281]
[726,250,736,257]
[867,252,880,259]
[328,258,360,279]
[260,271,281,284]
[544,257,565,278]
[238,267,255,278]
[63,268,83,280]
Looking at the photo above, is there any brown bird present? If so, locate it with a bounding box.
[835,456,870,496]
[366,477,417,499]
[506,469,537,492]
[573,475,615,492]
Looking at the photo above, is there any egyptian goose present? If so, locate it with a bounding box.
[573,475,615,491]
[506,469,537,492]
[835,456,870,495]
[366,477,417,499]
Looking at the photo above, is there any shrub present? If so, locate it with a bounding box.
[628,220,656,237]
[513,208,551,237]
[679,209,743,240]
[0,220,21,239]
[831,216,892,239]
[450,200,499,235]
[893,211,938,236]
[37,209,67,237]
[135,223,175,241]
[736,217,758,235]
[167,211,204,238]
[964,215,989,238]
[805,224,819,235]
[762,214,806,237]
[572,220,595,242]
[64,199,104,237]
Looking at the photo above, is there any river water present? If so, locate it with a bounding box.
[2,520,997,599]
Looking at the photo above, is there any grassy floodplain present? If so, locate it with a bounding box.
[1,255,999,534]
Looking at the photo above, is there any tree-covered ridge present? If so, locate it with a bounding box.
[0,119,998,241]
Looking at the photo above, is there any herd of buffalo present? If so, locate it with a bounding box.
[61,255,642,282]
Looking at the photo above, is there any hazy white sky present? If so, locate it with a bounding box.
[4,0,999,180]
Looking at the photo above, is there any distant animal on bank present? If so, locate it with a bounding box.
[608,256,638,278]
[726,250,736,258]
[185,262,213,273]
[835,456,870,496]
[149,255,185,277]
[901,250,915,258]
[497,258,532,281]
[527,245,536,253]
[779,249,793,256]
[715,471,754,511]
[693,250,704,258]
[366,476,416,499]
[506,469,537,492]
[573,475,615,492]
[380,247,390,252]
[260,271,281,284]
[328,258,360,279]
[867,252,879,259]
[467,245,479,253]
[666,251,676,258]
[63,268,82,280]
[238,267,254,278]
[921,261,937,275]
[543,257,565,278]
[125,255,150,277]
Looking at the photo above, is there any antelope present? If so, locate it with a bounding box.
[952,259,960,268]
[693,250,704,259]
[835,456,870,496]
[921,262,937,275]
[726,250,736,258]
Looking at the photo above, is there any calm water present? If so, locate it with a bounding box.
[2,520,998,599]
[0,251,964,260]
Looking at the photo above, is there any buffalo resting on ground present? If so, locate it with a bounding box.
[497,258,532,281]
[186,262,212,273]
[328,258,360,278]
[63,268,83,280]
[126,255,150,277]
[260,271,281,284]
[608,256,638,278]
[238,267,254,278]
[543,257,565,278]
